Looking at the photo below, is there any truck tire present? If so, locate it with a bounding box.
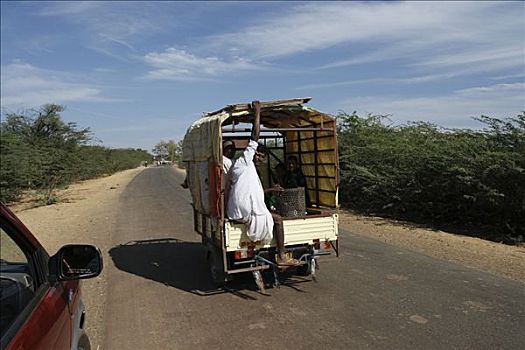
[77,334,91,350]
[208,245,226,286]
[296,261,312,276]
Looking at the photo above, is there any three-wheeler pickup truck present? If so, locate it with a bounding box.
[182,98,339,290]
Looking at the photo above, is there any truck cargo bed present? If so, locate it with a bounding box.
[225,211,338,251]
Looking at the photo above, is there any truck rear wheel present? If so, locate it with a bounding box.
[207,245,226,286]
[296,261,312,276]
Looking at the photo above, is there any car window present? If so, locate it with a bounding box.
[0,227,36,338]
[1,229,28,264]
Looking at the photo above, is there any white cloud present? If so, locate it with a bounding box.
[456,82,524,95]
[205,2,523,80]
[143,48,263,80]
[337,83,525,128]
[208,2,513,56]
[31,2,524,82]
[93,67,116,73]
[295,78,391,90]
[35,2,102,16]
[1,63,121,108]
[490,73,525,81]
[35,2,165,56]
[412,47,522,69]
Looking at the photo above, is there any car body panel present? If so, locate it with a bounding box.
[1,202,95,350]
[5,281,78,350]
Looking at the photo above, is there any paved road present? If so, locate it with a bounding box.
[103,166,524,349]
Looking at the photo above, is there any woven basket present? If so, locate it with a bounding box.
[277,187,306,217]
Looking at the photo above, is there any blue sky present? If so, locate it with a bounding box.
[1,1,524,150]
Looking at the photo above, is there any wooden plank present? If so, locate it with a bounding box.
[303,175,336,179]
[222,127,334,132]
[287,149,336,154]
[298,162,336,166]
[208,97,312,116]
[286,134,334,142]
[314,130,320,205]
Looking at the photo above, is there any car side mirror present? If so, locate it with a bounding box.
[49,244,103,281]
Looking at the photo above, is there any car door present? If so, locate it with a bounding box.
[0,211,76,350]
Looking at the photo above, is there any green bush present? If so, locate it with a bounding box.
[338,112,525,242]
[0,104,152,203]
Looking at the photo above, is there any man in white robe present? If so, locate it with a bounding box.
[222,140,235,211]
[227,140,274,243]
[182,140,235,191]
[222,140,235,188]
[227,140,299,265]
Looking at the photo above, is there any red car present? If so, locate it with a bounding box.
[0,202,102,350]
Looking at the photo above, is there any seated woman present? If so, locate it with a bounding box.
[281,155,310,208]
[282,155,306,189]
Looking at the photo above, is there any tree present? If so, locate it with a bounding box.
[152,139,177,162]
[1,104,152,203]
[166,140,177,163]
[175,139,183,161]
[152,141,168,160]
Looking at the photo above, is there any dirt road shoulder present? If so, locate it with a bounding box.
[339,211,525,283]
[10,167,145,350]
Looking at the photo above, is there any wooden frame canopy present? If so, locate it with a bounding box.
[182,97,339,209]
[211,97,335,131]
